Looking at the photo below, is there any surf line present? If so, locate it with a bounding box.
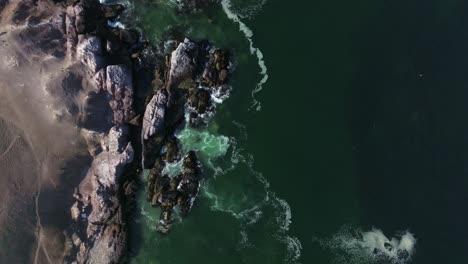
[221,0,268,111]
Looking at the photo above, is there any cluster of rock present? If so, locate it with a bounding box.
[58,0,149,263]
[142,38,231,233]
[0,0,233,261]
[146,151,201,233]
[70,126,133,264]
[0,0,149,262]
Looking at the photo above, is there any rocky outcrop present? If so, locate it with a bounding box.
[106,64,135,124]
[78,36,105,74]
[177,151,202,215]
[0,0,146,262]
[168,38,198,88]
[57,1,146,263]
[1,0,234,260]
[142,37,232,233]
[71,126,133,263]
[142,89,168,140]
[145,151,201,234]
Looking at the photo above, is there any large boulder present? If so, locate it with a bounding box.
[73,125,133,263]
[66,6,78,60]
[168,38,198,88]
[77,36,105,75]
[106,65,135,124]
[142,89,168,140]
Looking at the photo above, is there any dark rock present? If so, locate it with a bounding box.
[101,4,124,20]
[147,157,164,204]
[177,151,201,215]
[164,137,180,163]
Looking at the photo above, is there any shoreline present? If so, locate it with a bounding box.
[0,0,233,262]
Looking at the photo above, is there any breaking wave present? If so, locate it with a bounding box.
[221,0,268,111]
[316,225,416,264]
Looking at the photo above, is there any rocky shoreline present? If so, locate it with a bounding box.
[0,0,232,263]
[142,37,231,233]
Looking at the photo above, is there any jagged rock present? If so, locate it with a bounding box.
[66,6,78,59]
[188,87,211,114]
[86,220,127,264]
[74,125,133,263]
[142,89,167,140]
[74,5,86,34]
[146,157,165,205]
[106,65,135,124]
[101,4,124,19]
[168,38,198,88]
[164,137,180,163]
[201,49,230,87]
[77,36,105,75]
[178,151,201,215]
[145,150,201,234]
[0,1,139,263]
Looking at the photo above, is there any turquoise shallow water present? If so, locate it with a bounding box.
[125,1,306,263]
[118,0,468,263]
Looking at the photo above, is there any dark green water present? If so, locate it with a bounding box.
[117,0,468,263]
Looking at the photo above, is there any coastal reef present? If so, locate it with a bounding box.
[142,37,232,233]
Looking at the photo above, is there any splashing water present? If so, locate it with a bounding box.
[176,127,230,160]
[316,226,416,264]
[221,0,269,111]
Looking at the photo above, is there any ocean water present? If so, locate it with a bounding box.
[119,0,468,263]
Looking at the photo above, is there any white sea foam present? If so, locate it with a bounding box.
[274,196,292,232]
[199,126,301,263]
[107,20,126,29]
[221,0,269,111]
[211,85,232,104]
[317,226,416,264]
[162,159,184,177]
[285,236,303,264]
[229,0,268,19]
